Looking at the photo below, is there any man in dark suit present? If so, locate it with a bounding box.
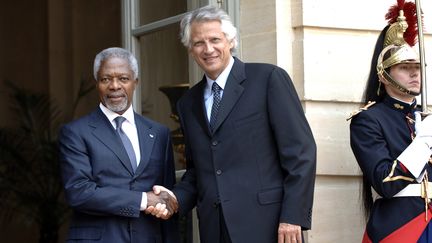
[59,47,179,243]
[149,5,317,243]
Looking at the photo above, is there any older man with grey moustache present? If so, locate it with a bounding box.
[59,47,179,243]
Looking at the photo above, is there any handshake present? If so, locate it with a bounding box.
[145,186,178,219]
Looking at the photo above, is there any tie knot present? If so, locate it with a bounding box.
[212,82,221,93]
[114,116,126,130]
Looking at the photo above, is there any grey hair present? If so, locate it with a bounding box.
[180,5,238,52]
[93,47,138,80]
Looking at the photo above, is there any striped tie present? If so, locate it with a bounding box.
[210,82,222,131]
[114,116,137,172]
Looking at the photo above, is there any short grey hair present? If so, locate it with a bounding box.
[93,47,138,80]
[180,5,238,52]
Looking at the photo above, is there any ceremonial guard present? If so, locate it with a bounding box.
[349,0,432,242]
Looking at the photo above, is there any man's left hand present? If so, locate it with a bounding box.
[278,223,301,243]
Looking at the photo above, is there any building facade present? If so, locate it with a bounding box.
[1,0,432,242]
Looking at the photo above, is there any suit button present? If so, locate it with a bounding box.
[216,169,222,175]
[213,200,220,207]
[212,141,218,146]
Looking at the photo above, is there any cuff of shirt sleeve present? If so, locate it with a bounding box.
[140,192,147,211]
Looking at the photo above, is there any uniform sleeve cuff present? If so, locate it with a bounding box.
[398,138,431,178]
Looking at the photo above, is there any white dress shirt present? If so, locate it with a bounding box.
[99,103,141,165]
[99,103,148,209]
[204,57,235,121]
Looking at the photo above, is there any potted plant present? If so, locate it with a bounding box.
[0,79,93,243]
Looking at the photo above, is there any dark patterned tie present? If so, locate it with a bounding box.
[210,82,222,131]
[114,116,137,172]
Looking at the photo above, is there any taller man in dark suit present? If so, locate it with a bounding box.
[149,5,316,243]
[59,47,179,243]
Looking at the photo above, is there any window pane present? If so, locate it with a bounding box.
[139,0,187,25]
[138,23,189,169]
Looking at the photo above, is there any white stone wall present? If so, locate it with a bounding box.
[239,0,432,242]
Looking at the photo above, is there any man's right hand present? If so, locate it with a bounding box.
[145,186,178,219]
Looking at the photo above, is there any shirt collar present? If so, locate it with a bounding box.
[205,56,235,90]
[99,103,136,126]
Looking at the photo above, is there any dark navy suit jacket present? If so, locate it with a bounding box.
[174,58,317,243]
[59,107,179,243]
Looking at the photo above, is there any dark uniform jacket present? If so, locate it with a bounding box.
[350,95,432,242]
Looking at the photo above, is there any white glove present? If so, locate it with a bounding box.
[415,111,432,138]
[397,112,432,179]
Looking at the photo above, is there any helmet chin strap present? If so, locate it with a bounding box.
[379,69,420,96]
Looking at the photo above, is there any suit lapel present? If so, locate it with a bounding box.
[134,114,156,176]
[191,79,212,137]
[90,108,134,175]
[212,58,246,133]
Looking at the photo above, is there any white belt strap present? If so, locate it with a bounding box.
[393,182,432,198]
